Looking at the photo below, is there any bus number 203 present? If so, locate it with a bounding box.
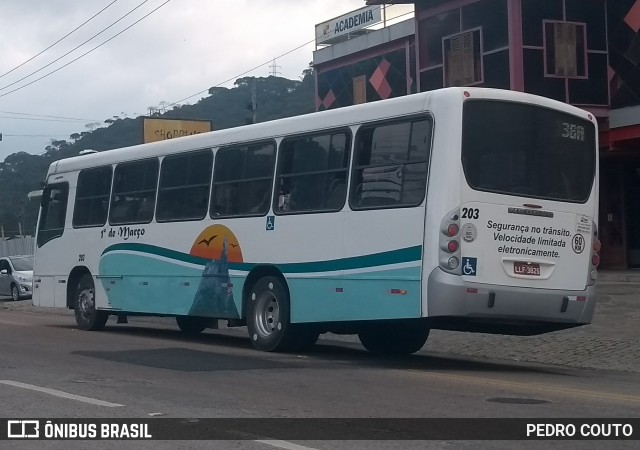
[461,208,479,219]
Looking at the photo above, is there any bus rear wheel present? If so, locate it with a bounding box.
[247,276,315,352]
[358,320,430,355]
[176,316,210,335]
[74,274,108,331]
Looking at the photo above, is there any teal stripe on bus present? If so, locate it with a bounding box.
[101,243,422,274]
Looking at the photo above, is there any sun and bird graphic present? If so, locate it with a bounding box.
[189,224,243,262]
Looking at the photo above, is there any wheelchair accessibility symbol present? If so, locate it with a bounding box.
[266,215,275,231]
[461,257,477,276]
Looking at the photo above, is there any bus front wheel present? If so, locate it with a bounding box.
[247,276,314,352]
[358,321,430,355]
[74,274,108,331]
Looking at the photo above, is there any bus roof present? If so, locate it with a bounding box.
[49,87,592,176]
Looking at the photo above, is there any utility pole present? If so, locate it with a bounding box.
[246,78,257,124]
[251,78,257,124]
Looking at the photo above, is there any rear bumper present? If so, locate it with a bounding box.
[426,268,596,335]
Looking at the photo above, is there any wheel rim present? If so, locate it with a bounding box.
[253,290,280,338]
[11,286,19,301]
[77,288,94,320]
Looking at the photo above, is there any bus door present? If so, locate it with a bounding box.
[34,180,70,307]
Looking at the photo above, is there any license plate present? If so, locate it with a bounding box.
[514,261,540,276]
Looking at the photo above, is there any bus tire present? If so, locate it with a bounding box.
[246,276,299,352]
[358,321,430,355]
[74,274,108,331]
[176,316,209,335]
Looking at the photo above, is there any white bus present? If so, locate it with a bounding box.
[33,87,600,354]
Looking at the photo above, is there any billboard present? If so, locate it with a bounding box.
[315,5,381,45]
[143,118,212,143]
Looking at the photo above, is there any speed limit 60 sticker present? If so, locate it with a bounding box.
[572,234,585,254]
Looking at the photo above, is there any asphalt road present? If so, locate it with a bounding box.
[0,303,638,450]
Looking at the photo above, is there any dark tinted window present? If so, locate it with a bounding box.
[73,166,112,227]
[211,142,275,217]
[350,119,431,209]
[157,150,212,222]
[462,100,596,202]
[275,131,350,214]
[109,159,159,225]
[37,183,69,247]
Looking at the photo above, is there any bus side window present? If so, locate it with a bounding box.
[275,130,350,214]
[157,150,213,222]
[350,118,431,209]
[109,158,159,225]
[211,142,275,218]
[73,166,112,228]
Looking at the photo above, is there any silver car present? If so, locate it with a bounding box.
[0,255,33,301]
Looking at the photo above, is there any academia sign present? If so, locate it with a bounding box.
[315,5,381,45]
[143,118,212,144]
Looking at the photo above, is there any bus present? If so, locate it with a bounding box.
[33,87,600,354]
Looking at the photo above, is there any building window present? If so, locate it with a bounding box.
[353,75,366,104]
[544,21,586,78]
[443,28,483,87]
[211,142,275,217]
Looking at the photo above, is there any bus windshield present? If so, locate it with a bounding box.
[461,100,596,203]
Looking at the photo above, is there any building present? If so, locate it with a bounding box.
[313,0,640,269]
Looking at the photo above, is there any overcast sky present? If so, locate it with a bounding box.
[0,0,380,161]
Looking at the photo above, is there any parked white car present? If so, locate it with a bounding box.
[0,255,33,301]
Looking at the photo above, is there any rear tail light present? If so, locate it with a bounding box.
[440,208,461,274]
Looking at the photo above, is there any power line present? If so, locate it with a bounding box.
[0,0,172,99]
[165,37,316,108]
[0,115,93,123]
[2,134,70,138]
[0,110,95,121]
[157,7,415,111]
[0,1,119,80]
[0,0,152,92]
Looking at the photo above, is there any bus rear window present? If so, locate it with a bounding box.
[462,100,596,203]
